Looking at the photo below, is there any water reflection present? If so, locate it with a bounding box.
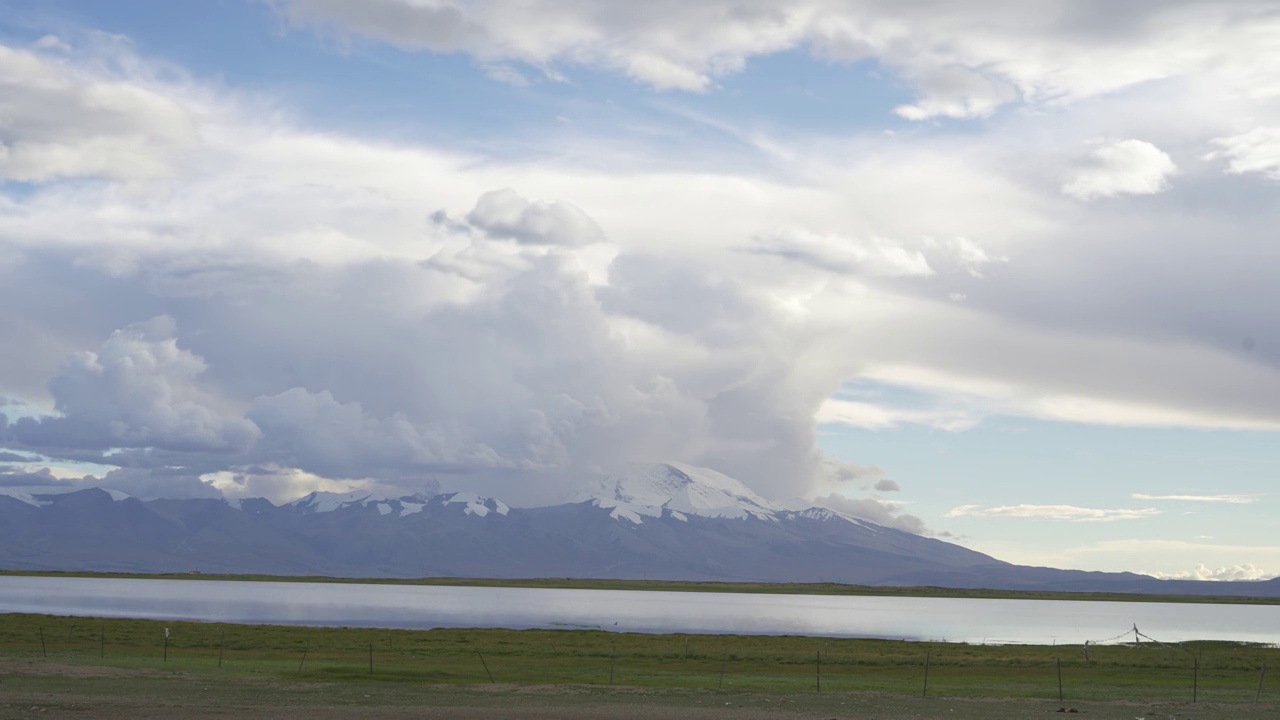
[2,576,1277,645]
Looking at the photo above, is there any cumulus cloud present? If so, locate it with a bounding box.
[1207,127,1280,178]
[11,316,261,454]
[946,504,1160,522]
[465,188,606,246]
[5,18,1280,531]
[1061,139,1179,200]
[874,478,900,492]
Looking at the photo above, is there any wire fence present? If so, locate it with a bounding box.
[2,614,1278,705]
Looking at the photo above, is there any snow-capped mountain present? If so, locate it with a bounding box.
[575,462,780,523]
[3,465,1278,597]
[287,489,509,518]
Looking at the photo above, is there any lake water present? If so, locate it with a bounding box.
[2,576,1278,645]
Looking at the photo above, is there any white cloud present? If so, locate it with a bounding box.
[1061,139,1179,200]
[465,188,606,246]
[1151,563,1276,581]
[10,316,261,453]
[273,0,1280,121]
[816,397,979,431]
[1207,127,1280,178]
[748,231,934,278]
[1132,493,1262,504]
[946,504,1160,522]
[4,19,1280,515]
[0,42,197,182]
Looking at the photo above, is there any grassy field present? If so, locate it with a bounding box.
[4,569,1279,605]
[1,613,1277,706]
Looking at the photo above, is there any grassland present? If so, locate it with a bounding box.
[4,569,1279,605]
[1,612,1277,706]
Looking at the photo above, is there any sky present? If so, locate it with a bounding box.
[2,0,1280,581]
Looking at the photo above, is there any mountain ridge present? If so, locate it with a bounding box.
[2,464,1277,598]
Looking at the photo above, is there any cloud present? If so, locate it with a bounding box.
[893,67,1016,121]
[809,492,926,534]
[272,0,1280,120]
[11,316,262,454]
[0,465,75,488]
[816,397,980,432]
[1131,492,1262,504]
[464,188,606,246]
[5,23,1280,516]
[946,504,1160,522]
[1061,139,1179,200]
[0,41,196,182]
[926,236,1005,278]
[1207,127,1280,178]
[746,231,934,278]
[1151,563,1276,581]
[874,478,900,492]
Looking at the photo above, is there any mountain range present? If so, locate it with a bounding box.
[3,462,1278,598]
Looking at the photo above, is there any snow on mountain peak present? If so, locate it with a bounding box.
[575,462,781,524]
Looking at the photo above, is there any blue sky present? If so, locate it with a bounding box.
[2,0,1280,579]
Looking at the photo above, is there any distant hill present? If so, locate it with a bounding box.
[3,463,1278,598]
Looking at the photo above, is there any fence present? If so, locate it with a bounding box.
[2,613,1277,705]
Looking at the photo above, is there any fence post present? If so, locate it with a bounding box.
[39,626,46,659]
[1258,663,1267,704]
[163,629,168,663]
[1057,657,1063,702]
[476,652,495,683]
[218,631,225,669]
[1193,655,1198,703]
[718,646,727,689]
[816,650,821,693]
[369,642,373,675]
[100,625,104,660]
[298,640,309,672]
[609,643,616,686]
[922,651,931,698]
[683,636,689,661]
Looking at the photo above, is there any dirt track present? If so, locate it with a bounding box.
[2,661,1275,719]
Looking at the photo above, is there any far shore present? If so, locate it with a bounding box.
[4,569,1279,605]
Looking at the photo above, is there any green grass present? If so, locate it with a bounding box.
[4,569,1279,605]
[2,613,1277,704]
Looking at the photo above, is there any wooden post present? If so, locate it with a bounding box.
[298,640,309,672]
[815,650,821,693]
[218,631,225,669]
[1257,663,1267,703]
[39,626,46,658]
[368,642,373,675]
[1193,655,1198,703]
[477,652,495,683]
[100,625,104,660]
[1057,657,1063,702]
[609,642,616,686]
[163,633,168,663]
[683,636,689,660]
[922,651,931,698]
[1083,641,1089,663]
[718,646,727,689]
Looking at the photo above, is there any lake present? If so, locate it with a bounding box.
[2,576,1277,645]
